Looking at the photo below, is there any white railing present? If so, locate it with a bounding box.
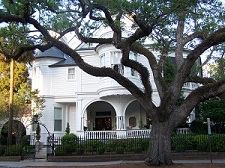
[84,130,117,139]
[176,128,191,134]
[126,129,151,138]
[83,129,151,139]
[183,82,199,90]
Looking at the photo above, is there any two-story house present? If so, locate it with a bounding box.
[30,16,196,143]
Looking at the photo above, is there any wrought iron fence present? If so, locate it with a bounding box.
[51,133,225,156]
[53,135,149,156]
[0,133,225,157]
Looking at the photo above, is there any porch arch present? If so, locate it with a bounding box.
[125,100,151,130]
[83,101,116,131]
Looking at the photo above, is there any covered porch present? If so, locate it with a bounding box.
[81,99,151,132]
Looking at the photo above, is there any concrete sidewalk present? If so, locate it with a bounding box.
[0,160,225,167]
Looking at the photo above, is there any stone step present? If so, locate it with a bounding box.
[35,147,47,159]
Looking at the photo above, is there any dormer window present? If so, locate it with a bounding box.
[111,51,124,75]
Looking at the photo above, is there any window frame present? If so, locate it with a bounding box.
[68,67,75,80]
[54,107,63,132]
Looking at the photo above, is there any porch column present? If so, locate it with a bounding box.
[65,104,69,128]
[117,116,125,130]
[81,116,84,131]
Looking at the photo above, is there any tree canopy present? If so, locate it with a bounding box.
[1,0,225,165]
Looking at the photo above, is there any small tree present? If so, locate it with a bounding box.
[36,123,41,141]
[65,123,70,134]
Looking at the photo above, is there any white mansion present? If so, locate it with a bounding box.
[30,16,196,143]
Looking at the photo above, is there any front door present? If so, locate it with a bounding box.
[95,117,112,130]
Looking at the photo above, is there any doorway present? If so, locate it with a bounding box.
[95,117,112,130]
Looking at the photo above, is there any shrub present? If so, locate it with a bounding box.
[133,145,142,153]
[61,133,78,154]
[210,134,225,152]
[85,140,103,152]
[22,135,30,146]
[54,146,67,156]
[96,147,105,155]
[0,146,6,156]
[76,147,85,155]
[5,144,21,156]
[190,120,207,134]
[23,145,35,154]
[115,146,124,154]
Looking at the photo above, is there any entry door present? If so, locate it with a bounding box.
[95,117,112,130]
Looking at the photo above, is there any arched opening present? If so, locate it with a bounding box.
[125,100,151,130]
[1,120,26,145]
[84,101,116,131]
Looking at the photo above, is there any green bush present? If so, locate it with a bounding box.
[96,147,105,155]
[105,146,114,153]
[23,145,35,154]
[76,147,85,155]
[115,146,124,154]
[133,145,142,153]
[22,135,30,146]
[85,140,103,152]
[54,146,67,156]
[190,120,207,134]
[210,134,225,152]
[5,144,21,156]
[61,133,78,154]
[0,146,6,156]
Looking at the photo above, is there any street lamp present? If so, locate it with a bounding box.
[33,114,39,123]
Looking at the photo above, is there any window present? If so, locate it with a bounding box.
[100,53,105,67]
[130,53,137,76]
[54,107,62,131]
[111,51,124,75]
[33,66,40,77]
[68,68,75,79]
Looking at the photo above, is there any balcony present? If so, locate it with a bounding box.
[97,77,141,98]
[183,82,199,90]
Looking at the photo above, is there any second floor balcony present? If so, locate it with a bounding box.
[97,76,142,98]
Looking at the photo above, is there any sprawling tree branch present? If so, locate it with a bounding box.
[186,76,216,85]
[182,32,206,45]
[175,79,225,126]
[130,43,167,99]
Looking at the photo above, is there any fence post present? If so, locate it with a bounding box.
[207,118,212,163]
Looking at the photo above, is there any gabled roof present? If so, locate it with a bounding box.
[35,47,66,59]
[49,56,77,67]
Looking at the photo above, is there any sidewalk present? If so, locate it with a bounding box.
[0,159,225,167]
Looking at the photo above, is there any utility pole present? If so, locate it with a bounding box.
[8,58,14,145]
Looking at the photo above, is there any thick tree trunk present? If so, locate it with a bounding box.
[145,120,174,166]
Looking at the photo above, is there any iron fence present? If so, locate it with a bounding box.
[51,133,225,156]
[0,133,225,157]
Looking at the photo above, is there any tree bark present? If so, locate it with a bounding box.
[145,120,174,166]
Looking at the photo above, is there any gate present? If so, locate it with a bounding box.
[21,136,35,160]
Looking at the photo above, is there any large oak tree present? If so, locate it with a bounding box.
[1,0,225,165]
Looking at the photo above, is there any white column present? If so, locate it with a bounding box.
[65,104,69,128]
[117,116,125,130]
